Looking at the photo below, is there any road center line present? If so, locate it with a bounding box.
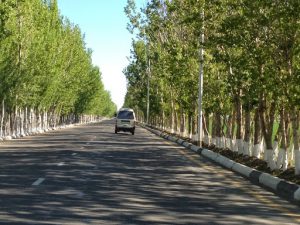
[32,178,45,186]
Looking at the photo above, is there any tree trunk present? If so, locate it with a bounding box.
[225,114,232,149]
[259,96,277,170]
[253,108,262,158]
[0,99,4,138]
[170,98,175,133]
[180,107,185,137]
[244,107,251,156]
[174,109,178,134]
[215,112,221,148]
[188,112,192,139]
[231,108,238,151]
[192,110,197,142]
[235,93,243,154]
[291,109,300,175]
[203,112,210,145]
[211,113,216,146]
[277,108,288,170]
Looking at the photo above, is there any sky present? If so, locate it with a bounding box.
[57,0,145,110]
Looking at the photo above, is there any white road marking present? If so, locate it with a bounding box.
[72,153,77,156]
[57,162,65,166]
[32,178,45,186]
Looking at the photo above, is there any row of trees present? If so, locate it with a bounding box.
[0,0,116,139]
[124,0,300,174]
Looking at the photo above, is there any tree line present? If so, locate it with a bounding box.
[0,0,116,139]
[124,0,300,174]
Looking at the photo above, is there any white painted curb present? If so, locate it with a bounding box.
[177,139,184,144]
[259,173,283,191]
[190,145,200,152]
[232,163,253,177]
[293,187,300,201]
[216,155,235,169]
[201,149,218,161]
[168,136,177,142]
[182,142,190,148]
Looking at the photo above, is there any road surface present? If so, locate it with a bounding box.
[0,119,299,224]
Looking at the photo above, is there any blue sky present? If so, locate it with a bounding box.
[57,0,145,109]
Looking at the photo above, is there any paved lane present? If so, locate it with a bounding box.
[0,119,299,224]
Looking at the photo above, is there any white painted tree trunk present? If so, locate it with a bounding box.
[225,138,231,149]
[266,149,277,170]
[252,143,262,158]
[193,133,199,142]
[232,139,238,152]
[30,108,35,133]
[19,108,24,137]
[44,110,48,131]
[16,107,20,137]
[204,135,210,145]
[289,144,294,166]
[243,141,250,156]
[6,114,12,139]
[211,137,216,146]
[12,106,18,138]
[24,107,29,135]
[249,143,254,156]
[276,148,288,170]
[220,136,225,148]
[215,137,220,148]
[273,141,279,158]
[236,139,244,154]
[38,112,43,133]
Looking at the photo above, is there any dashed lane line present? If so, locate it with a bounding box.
[32,178,45,186]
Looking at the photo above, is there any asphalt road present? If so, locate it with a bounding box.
[0,119,299,225]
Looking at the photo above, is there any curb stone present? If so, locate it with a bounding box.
[201,149,218,161]
[215,155,235,169]
[142,125,300,204]
[176,139,185,144]
[190,145,201,153]
[294,188,300,201]
[232,162,254,177]
[182,141,190,148]
[259,173,283,191]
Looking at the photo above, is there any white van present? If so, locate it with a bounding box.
[115,108,136,135]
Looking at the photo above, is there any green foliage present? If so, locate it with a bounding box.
[124,0,300,125]
[0,0,116,118]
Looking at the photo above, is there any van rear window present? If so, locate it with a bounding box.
[117,111,134,119]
